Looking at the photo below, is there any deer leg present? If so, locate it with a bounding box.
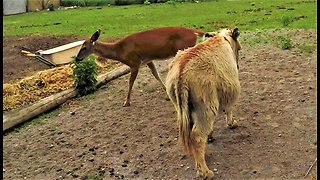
[146,62,166,90]
[190,126,214,179]
[225,107,237,129]
[123,66,140,107]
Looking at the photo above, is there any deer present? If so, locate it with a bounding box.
[165,27,241,179]
[75,26,213,107]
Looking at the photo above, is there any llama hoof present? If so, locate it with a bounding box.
[123,101,131,107]
[197,169,214,180]
[207,136,215,143]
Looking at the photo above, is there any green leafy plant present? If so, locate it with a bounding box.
[47,3,55,11]
[72,56,98,96]
[281,14,292,26]
[144,0,151,5]
[278,36,292,50]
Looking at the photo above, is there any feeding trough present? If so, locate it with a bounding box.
[22,40,85,67]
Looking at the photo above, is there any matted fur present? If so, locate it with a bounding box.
[166,28,241,179]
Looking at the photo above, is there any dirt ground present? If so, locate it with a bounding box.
[3,29,317,180]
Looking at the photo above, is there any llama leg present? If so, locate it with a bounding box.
[147,62,166,90]
[225,108,237,128]
[123,66,140,107]
[190,126,214,179]
[207,106,218,143]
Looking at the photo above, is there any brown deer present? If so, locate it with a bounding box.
[75,27,213,107]
[165,28,241,179]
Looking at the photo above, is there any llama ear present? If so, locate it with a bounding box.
[232,27,240,40]
[90,29,101,43]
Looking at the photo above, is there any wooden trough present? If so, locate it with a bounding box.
[5,40,133,131]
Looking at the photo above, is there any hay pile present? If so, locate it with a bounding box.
[3,59,122,112]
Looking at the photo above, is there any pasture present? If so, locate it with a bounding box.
[3,0,317,179]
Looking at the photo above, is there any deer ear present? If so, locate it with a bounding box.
[90,29,101,43]
[232,27,240,40]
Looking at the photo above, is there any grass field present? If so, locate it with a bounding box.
[3,0,316,38]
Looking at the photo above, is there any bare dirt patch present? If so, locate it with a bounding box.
[3,29,317,179]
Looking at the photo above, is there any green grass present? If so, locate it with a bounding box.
[297,43,316,55]
[7,107,65,134]
[81,92,98,100]
[3,0,316,38]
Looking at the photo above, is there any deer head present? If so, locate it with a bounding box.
[75,29,101,62]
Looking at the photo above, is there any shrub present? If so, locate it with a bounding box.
[72,56,98,96]
[114,0,143,5]
[47,3,54,11]
[144,0,151,5]
[278,36,292,50]
[281,15,292,26]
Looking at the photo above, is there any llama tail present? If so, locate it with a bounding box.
[175,83,194,155]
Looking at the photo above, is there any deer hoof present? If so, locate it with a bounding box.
[123,101,131,107]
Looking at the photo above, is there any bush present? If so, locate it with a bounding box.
[72,56,98,96]
[115,0,143,5]
[47,3,54,11]
[279,36,292,50]
[281,15,292,27]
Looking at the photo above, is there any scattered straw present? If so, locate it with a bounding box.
[3,59,122,112]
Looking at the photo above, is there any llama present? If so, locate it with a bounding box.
[165,27,241,179]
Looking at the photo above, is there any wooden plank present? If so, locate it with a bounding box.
[3,65,131,132]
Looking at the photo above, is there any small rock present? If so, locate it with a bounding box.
[180,164,184,167]
[278,134,282,137]
[185,166,190,170]
[57,168,63,172]
[3,168,5,172]
[70,111,75,115]
[213,168,218,172]
[109,168,115,173]
[180,155,187,160]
